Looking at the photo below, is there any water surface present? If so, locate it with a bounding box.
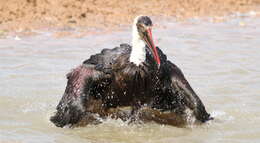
[0,16,260,143]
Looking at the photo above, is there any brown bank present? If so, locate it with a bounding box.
[0,0,260,36]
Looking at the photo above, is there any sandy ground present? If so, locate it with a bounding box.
[0,0,260,37]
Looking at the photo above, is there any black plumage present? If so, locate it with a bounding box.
[50,44,212,127]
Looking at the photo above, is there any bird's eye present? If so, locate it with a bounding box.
[137,24,146,33]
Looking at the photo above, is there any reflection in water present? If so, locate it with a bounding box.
[0,17,260,143]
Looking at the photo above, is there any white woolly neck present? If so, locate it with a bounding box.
[129,17,146,66]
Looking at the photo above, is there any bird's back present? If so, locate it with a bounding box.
[83,44,132,72]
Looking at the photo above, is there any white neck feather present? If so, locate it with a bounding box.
[130,21,146,66]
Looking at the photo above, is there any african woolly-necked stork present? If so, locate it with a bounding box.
[50,16,212,128]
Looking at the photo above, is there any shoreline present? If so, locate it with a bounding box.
[1,12,259,39]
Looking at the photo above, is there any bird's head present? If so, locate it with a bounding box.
[132,16,161,66]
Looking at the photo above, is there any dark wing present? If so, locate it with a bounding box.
[50,65,105,127]
[156,48,211,122]
[50,44,131,127]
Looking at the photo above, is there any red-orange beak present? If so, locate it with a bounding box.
[143,28,161,67]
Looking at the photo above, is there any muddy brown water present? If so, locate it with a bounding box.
[0,16,260,143]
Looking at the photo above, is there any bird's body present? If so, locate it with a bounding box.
[50,16,212,128]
